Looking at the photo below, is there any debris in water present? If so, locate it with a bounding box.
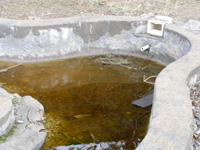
[74,114,91,119]
[0,63,22,73]
[132,91,153,108]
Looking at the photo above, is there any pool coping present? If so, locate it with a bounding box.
[137,23,200,150]
[0,16,199,150]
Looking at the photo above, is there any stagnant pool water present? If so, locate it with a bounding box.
[0,54,164,149]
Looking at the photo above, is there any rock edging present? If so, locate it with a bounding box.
[0,88,46,150]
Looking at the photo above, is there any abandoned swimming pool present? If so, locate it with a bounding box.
[0,15,198,150]
[0,54,164,149]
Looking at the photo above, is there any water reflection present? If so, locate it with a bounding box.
[0,55,164,149]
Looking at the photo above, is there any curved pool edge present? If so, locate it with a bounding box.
[137,24,200,150]
[0,16,198,149]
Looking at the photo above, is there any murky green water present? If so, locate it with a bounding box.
[0,55,164,149]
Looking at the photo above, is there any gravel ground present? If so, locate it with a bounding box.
[190,76,200,150]
[0,0,199,22]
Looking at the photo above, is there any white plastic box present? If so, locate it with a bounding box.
[147,19,165,37]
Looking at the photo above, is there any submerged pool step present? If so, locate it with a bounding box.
[132,91,153,108]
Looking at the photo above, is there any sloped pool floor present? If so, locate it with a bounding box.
[0,54,164,149]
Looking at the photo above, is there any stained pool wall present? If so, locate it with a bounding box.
[0,16,190,65]
[0,16,199,150]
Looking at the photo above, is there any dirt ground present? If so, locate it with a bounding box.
[0,0,199,22]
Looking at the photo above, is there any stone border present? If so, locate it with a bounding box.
[0,16,199,149]
[0,88,14,136]
[0,89,46,150]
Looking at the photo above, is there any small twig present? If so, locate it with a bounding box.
[141,66,148,70]
[101,61,115,65]
[143,75,157,85]
[0,63,22,73]
[121,64,132,69]
[137,111,151,121]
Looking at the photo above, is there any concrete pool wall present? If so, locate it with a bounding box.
[0,16,190,65]
[0,15,199,150]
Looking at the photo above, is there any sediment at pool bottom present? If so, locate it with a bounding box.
[0,54,164,149]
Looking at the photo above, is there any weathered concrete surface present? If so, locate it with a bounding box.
[184,20,200,31]
[0,15,190,66]
[0,16,198,150]
[0,88,15,136]
[137,24,200,150]
[0,92,46,150]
